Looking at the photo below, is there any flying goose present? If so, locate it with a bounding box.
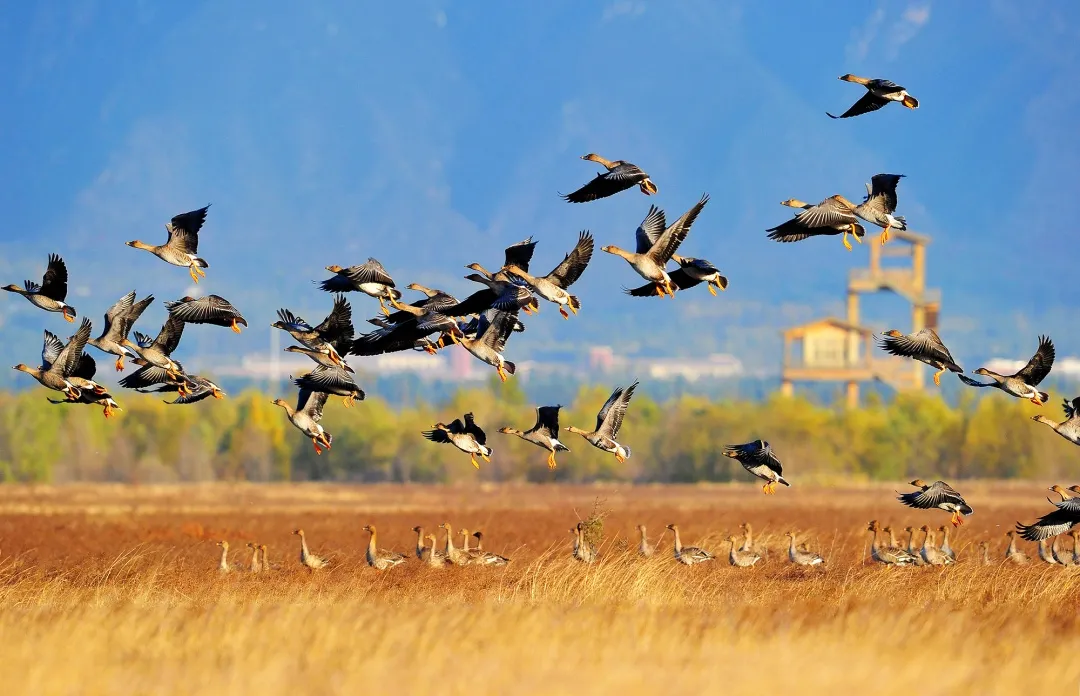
[723,440,790,494]
[878,328,963,386]
[561,153,657,203]
[827,74,918,119]
[565,381,638,463]
[422,413,491,469]
[498,405,570,469]
[897,479,973,526]
[3,253,77,322]
[959,335,1055,405]
[503,231,594,318]
[88,291,154,371]
[126,206,210,283]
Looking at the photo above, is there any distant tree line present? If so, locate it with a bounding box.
[0,378,1073,484]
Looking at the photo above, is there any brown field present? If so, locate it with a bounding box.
[0,481,1078,695]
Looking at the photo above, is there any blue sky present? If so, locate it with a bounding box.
[1,1,1078,388]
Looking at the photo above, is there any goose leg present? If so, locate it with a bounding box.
[379,298,390,317]
[102,404,113,419]
[230,318,242,334]
[879,222,891,246]
[424,343,439,355]
[497,365,508,382]
[559,306,569,319]
[655,284,665,298]
[342,396,353,409]
[481,452,491,463]
[470,453,479,469]
[62,307,75,323]
[708,283,718,297]
[114,355,125,372]
[311,437,323,456]
[189,265,200,284]
[950,512,960,527]
[933,368,944,386]
[614,452,626,464]
[842,229,852,252]
[569,303,578,315]
[1030,396,1043,405]
[546,451,557,469]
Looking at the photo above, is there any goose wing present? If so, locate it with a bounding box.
[120,364,178,390]
[480,309,518,352]
[297,388,329,422]
[504,237,539,273]
[635,206,667,255]
[165,295,245,325]
[1015,335,1055,385]
[1016,507,1080,541]
[596,381,637,438]
[41,330,64,369]
[646,194,708,264]
[314,295,354,344]
[878,329,961,371]
[534,405,562,438]
[1064,397,1079,420]
[561,165,643,203]
[827,92,889,119]
[55,319,92,378]
[464,412,487,446]
[792,197,858,229]
[165,205,209,254]
[100,291,136,340]
[723,440,783,476]
[346,258,395,287]
[543,231,594,288]
[864,174,904,214]
[421,428,453,444]
[154,314,186,355]
[39,254,69,301]
[897,481,971,513]
[294,366,362,395]
[624,268,704,297]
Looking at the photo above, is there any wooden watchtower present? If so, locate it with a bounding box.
[780,230,939,407]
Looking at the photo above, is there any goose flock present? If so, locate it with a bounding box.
[5,73,1080,556]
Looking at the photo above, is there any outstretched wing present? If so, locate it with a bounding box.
[40,254,69,301]
[561,168,640,203]
[865,174,904,213]
[155,314,186,355]
[597,381,637,437]
[55,319,92,378]
[535,405,562,436]
[347,258,396,287]
[827,92,888,119]
[1016,507,1080,541]
[724,441,783,476]
[297,388,329,422]
[878,329,961,371]
[634,206,667,255]
[464,412,487,445]
[41,330,64,369]
[166,205,210,254]
[897,481,969,512]
[544,231,594,289]
[646,194,709,264]
[314,295,354,344]
[504,238,538,273]
[1016,335,1055,385]
[422,428,452,444]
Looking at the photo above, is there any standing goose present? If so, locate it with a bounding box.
[1004,531,1030,565]
[13,320,97,400]
[978,541,992,566]
[422,413,491,469]
[767,197,865,251]
[1037,538,1062,565]
[739,522,756,553]
[726,536,762,568]
[561,153,657,203]
[866,520,917,566]
[853,174,908,246]
[458,309,519,382]
[565,381,638,464]
[785,532,824,567]
[469,531,511,565]
[1031,397,1080,446]
[88,291,154,371]
[903,526,927,566]
[245,542,262,573]
[293,366,365,409]
[320,259,401,316]
[959,335,1055,405]
[827,74,919,119]
[498,405,570,469]
[292,529,329,571]
[665,524,714,565]
[723,440,790,494]
[1051,535,1074,566]
[603,195,709,298]
[411,526,429,560]
[503,231,594,319]
[273,388,333,455]
[572,522,598,563]
[272,295,354,369]
[3,253,76,322]
[164,295,247,334]
[897,479,973,527]
[422,533,448,567]
[438,522,471,566]
[938,525,956,562]
[636,525,654,558]
[126,205,210,283]
[919,525,954,566]
[626,255,728,298]
[121,314,186,380]
[215,540,233,573]
[362,525,407,570]
[259,545,281,572]
[878,328,963,386]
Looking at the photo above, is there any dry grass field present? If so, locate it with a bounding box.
[1,481,1078,695]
